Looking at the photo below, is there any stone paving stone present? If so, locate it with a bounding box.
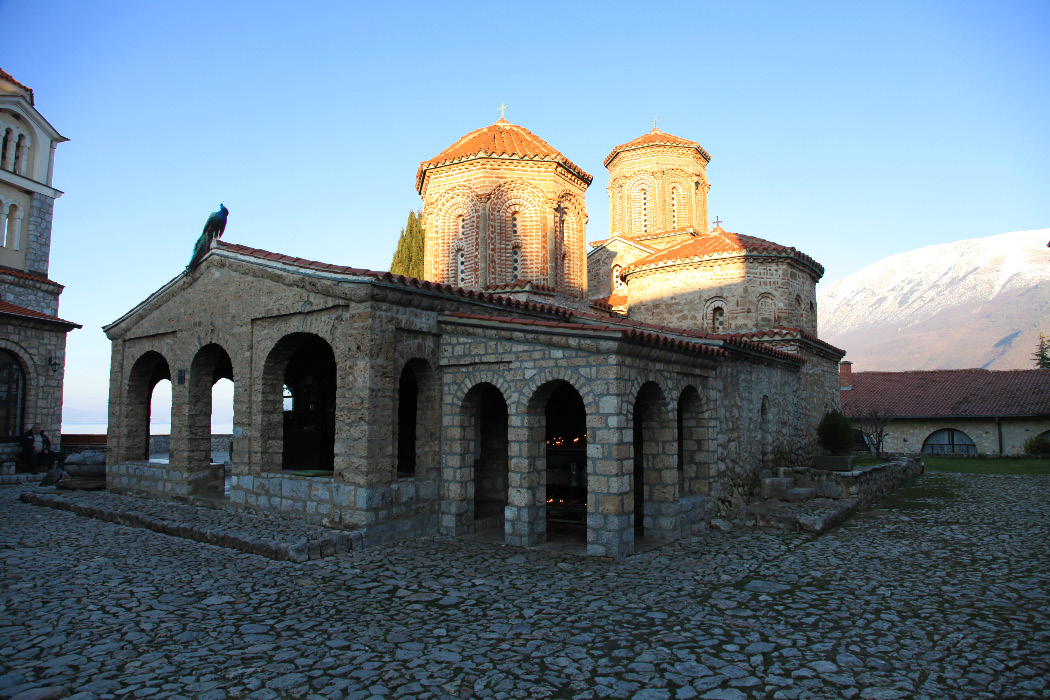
[1,472,1048,699]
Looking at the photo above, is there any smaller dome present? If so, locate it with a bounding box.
[604,127,711,167]
[417,119,592,192]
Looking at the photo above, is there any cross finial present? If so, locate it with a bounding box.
[651,115,661,131]
[713,216,723,228]
[498,102,509,119]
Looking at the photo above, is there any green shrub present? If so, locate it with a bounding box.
[1024,434,1050,455]
[817,410,853,455]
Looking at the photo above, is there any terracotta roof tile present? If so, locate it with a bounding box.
[841,369,1050,418]
[416,119,592,192]
[0,68,34,105]
[0,300,79,327]
[590,228,693,249]
[604,128,710,167]
[0,267,63,288]
[731,326,846,357]
[623,227,824,278]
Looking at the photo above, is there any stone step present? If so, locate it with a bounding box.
[761,477,795,498]
[782,487,817,502]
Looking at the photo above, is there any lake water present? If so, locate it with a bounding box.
[61,421,235,435]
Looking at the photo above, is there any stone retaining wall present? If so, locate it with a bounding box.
[785,458,923,505]
[147,434,233,455]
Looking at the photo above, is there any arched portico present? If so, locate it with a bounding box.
[186,343,234,494]
[120,350,171,463]
[632,381,679,541]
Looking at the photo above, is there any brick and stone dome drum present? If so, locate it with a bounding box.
[416,119,592,308]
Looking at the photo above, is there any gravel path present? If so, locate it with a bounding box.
[1,471,1047,700]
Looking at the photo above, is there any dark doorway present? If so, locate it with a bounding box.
[471,384,508,529]
[544,383,587,539]
[397,365,418,477]
[282,336,336,471]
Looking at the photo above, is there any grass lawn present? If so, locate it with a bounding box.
[919,456,1050,476]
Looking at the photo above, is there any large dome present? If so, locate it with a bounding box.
[604,127,711,168]
[416,118,592,192]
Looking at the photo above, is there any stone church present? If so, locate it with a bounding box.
[0,69,79,467]
[105,118,844,557]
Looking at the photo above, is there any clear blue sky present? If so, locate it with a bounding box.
[4,0,1048,428]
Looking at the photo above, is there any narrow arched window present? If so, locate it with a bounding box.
[457,250,465,285]
[642,189,649,234]
[712,307,725,332]
[612,264,625,290]
[511,246,520,280]
[671,188,679,229]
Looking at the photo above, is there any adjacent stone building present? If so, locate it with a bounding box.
[104,119,844,557]
[0,69,79,465]
[840,363,1050,456]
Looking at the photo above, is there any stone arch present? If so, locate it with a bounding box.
[514,368,599,418]
[628,173,658,236]
[430,186,480,285]
[677,384,715,497]
[630,380,679,540]
[122,350,172,462]
[757,293,776,330]
[488,180,546,285]
[464,382,510,533]
[555,191,587,297]
[187,343,234,493]
[396,357,439,478]
[0,338,36,430]
[260,333,336,472]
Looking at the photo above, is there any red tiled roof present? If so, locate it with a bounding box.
[604,128,711,167]
[590,228,695,249]
[444,312,729,360]
[622,227,824,278]
[841,369,1050,418]
[731,326,846,357]
[213,240,803,366]
[482,279,556,294]
[0,68,34,105]
[216,241,574,318]
[0,266,64,288]
[0,300,79,327]
[416,119,592,192]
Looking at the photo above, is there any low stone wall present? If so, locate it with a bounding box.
[787,458,923,506]
[681,495,717,535]
[229,473,439,546]
[108,462,224,499]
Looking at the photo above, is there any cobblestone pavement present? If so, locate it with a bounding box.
[1,472,1047,700]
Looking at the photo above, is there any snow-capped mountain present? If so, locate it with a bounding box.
[818,229,1050,371]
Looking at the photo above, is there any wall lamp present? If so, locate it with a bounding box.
[48,357,60,373]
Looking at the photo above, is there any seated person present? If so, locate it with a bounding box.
[20,423,54,473]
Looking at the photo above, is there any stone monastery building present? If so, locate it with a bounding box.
[105,118,845,557]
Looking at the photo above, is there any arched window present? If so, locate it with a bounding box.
[922,429,977,455]
[757,294,776,330]
[612,264,625,290]
[511,246,520,280]
[0,350,25,439]
[641,189,649,234]
[456,250,465,285]
[796,295,804,327]
[712,307,725,332]
[670,187,679,229]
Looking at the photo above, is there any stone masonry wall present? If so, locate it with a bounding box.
[0,316,68,449]
[880,417,1050,456]
[0,274,61,316]
[606,143,709,237]
[24,192,53,275]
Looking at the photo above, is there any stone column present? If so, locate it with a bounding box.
[587,392,634,557]
[2,132,16,171]
[438,376,473,535]
[0,205,7,248]
[8,210,22,250]
[504,411,544,547]
[15,136,29,177]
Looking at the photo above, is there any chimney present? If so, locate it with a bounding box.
[839,361,853,389]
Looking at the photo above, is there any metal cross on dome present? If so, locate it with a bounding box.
[498,102,509,119]
[651,115,660,130]
[714,216,723,228]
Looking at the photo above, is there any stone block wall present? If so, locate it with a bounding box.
[24,193,54,275]
[0,316,68,449]
[0,274,61,316]
[786,458,924,505]
[880,417,1050,456]
[108,461,224,498]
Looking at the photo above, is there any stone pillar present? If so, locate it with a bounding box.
[8,210,22,250]
[438,381,473,535]
[587,391,634,557]
[504,412,544,547]
[2,132,16,171]
[641,407,681,541]
[0,206,7,248]
[15,136,29,177]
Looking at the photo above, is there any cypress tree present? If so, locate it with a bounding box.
[1034,332,1050,369]
[390,210,425,279]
